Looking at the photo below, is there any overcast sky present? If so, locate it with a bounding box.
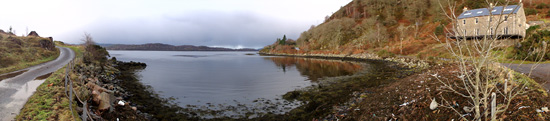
[0,0,351,49]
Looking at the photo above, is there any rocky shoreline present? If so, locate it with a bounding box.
[71,59,207,120]
[112,60,203,120]
[258,52,429,70]
[69,59,148,120]
[56,50,516,120]
[95,52,425,120]
[252,52,424,120]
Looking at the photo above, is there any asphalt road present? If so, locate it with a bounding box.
[502,63,550,92]
[0,46,74,121]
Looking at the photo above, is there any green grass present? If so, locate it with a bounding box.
[492,46,550,64]
[16,43,84,121]
[0,49,59,74]
[512,70,548,96]
[15,66,80,121]
[57,44,83,58]
[0,34,60,74]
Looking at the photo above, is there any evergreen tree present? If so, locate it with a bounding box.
[8,26,13,34]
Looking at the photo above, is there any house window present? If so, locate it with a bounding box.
[464,30,467,35]
[504,16,508,21]
[463,20,466,24]
[476,29,480,35]
[475,18,478,24]
[490,28,493,35]
[504,27,509,34]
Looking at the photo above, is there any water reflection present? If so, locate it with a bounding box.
[266,57,363,82]
[108,51,369,118]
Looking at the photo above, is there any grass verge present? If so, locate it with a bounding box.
[0,49,60,74]
[16,45,83,121]
[15,65,80,121]
[57,44,83,58]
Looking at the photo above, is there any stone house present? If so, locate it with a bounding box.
[455,3,526,39]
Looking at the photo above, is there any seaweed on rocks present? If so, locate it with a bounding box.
[253,59,418,120]
[111,57,418,120]
[113,60,202,120]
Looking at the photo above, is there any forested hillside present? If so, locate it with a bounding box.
[261,0,550,59]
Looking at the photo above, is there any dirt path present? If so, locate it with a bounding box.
[0,46,74,121]
[502,63,550,92]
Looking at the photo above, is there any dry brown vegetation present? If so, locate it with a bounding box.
[0,31,58,74]
[261,0,550,60]
[260,0,550,120]
[347,63,550,120]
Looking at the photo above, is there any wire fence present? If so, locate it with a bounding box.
[64,60,94,121]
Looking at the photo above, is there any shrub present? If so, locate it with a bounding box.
[512,29,550,61]
[435,25,445,36]
[526,25,540,34]
[547,9,550,17]
[536,3,548,9]
[356,17,388,48]
[297,18,357,50]
[82,33,110,65]
[376,49,395,58]
[525,8,538,16]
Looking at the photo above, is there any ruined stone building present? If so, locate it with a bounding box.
[456,2,526,39]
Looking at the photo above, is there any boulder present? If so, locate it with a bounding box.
[28,31,40,37]
[39,38,55,50]
[88,83,108,104]
[98,92,114,111]
[87,83,108,93]
[92,90,100,104]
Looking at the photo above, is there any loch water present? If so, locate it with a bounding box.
[108,51,364,114]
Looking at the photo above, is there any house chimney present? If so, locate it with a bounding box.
[463,7,468,12]
[520,0,523,6]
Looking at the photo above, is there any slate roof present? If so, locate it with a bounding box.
[457,5,521,19]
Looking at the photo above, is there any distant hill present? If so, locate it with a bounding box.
[96,43,115,48]
[106,43,258,51]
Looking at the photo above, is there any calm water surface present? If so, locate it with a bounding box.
[108,51,363,110]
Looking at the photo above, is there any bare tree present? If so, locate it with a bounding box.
[398,24,414,55]
[81,33,109,65]
[431,0,547,120]
[82,32,95,47]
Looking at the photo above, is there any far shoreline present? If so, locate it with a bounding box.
[107,49,259,52]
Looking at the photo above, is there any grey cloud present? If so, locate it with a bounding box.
[60,10,305,49]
